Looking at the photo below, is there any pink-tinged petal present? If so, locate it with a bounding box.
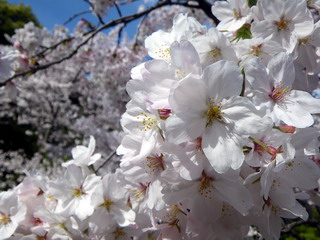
[112,204,136,227]
[202,60,243,102]
[145,30,171,61]
[75,198,94,220]
[260,162,276,199]
[162,182,197,205]
[244,58,273,93]
[88,136,96,156]
[214,178,253,215]
[267,209,282,240]
[147,180,164,210]
[269,179,296,209]
[288,90,320,114]
[267,53,295,86]
[169,75,207,112]
[310,22,320,46]
[279,158,320,190]
[188,195,223,223]
[291,12,313,38]
[202,121,244,173]
[283,202,309,221]
[166,113,206,144]
[274,101,314,128]
[211,2,234,21]
[251,20,277,39]
[222,96,272,135]
[260,0,282,21]
[67,165,85,188]
[170,40,201,75]
[291,127,320,152]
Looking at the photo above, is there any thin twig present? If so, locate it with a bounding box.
[117,23,126,46]
[63,10,92,25]
[114,1,123,17]
[95,150,116,173]
[83,0,105,25]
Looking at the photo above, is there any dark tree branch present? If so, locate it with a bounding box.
[196,0,219,25]
[1,0,219,88]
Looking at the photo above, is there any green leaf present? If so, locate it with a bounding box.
[248,0,258,7]
[232,24,252,42]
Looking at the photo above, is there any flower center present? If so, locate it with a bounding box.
[269,83,291,102]
[206,98,224,127]
[145,153,165,174]
[275,16,290,31]
[101,199,114,212]
[112,227,126,238]
[72,188,84,197]
[136,112,158,131]
[0,212,10,225]
[299,37,309,45]
[198,173,214,199]
[155,44,170,61]
[209,47,221,61]
[249,137,279,161]
[233,10,241,19]
[175,69,187,80]
[249,44,263,56]
[132,182,150,201]
[33,217,43,226]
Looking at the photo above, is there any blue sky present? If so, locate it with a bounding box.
[8,0,145,38]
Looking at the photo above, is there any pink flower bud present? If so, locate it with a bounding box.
[158,108,172,120]
[273,126,296,133]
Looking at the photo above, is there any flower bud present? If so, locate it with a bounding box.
[273,126,296,133]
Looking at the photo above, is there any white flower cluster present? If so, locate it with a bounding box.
[89,0,115,16]
[1,0,320,239]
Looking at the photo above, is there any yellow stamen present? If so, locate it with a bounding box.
[269,82,291,102]
[145,154,165,174]
[101,199,114,212]
[206,98,224,127]
[275,16,290,31]
[249,44,263,56]
[198,173,214,199]
[72,188,84,197]
[209,47,221,61]
[112,227,126,238]
[155,44,170,60]
[0,212,10,225]
[136,112,158,131]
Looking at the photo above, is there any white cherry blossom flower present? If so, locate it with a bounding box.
[245,53,320,127]
[166,60,271,173]
[145,13,206,62]
[62,135,101,167]
[48,165,101,220]
[251,0,314,52]
[212,0,252,32]
[0,191,26,239]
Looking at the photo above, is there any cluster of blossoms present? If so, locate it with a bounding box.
[0,3,212,188]
[1,0,320,239]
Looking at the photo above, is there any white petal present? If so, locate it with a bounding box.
[202,121,244,173]
[202,60,243,102]
[222,96,272,135]
[267,53,295,86]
